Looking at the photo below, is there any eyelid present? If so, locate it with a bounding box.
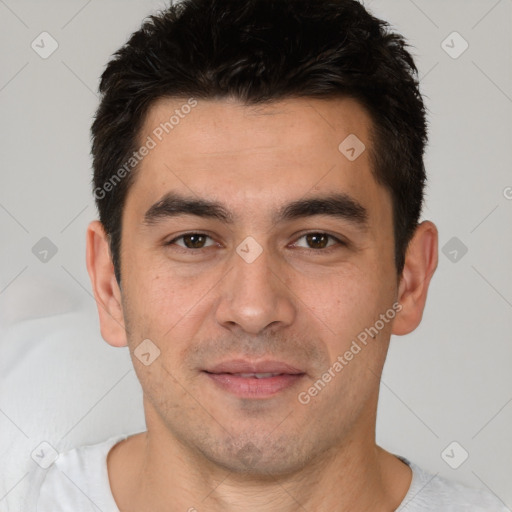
[166,232,217,248]
[290,232,347,251]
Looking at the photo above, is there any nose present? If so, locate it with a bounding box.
[215,240,296,335]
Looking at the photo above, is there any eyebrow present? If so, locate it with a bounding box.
[143,191,368,230]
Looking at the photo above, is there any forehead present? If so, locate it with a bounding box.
[125,96,391,226]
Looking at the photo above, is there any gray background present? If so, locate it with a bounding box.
[0,0,511,509]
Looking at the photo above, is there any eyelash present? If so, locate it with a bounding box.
[165,232,347,254]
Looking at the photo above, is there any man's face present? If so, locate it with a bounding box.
[119,97,399,475]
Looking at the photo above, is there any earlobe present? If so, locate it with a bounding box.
[392,221,438,336]
[86,220,128,347]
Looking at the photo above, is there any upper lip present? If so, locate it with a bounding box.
[204,359,305,375]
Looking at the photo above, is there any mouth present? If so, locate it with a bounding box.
[202,359,306,399]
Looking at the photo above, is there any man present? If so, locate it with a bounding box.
[25,0,508,510]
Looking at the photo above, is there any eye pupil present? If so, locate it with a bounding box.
[184,234,206,248]
[306,233,328,249]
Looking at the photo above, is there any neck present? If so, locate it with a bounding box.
[108,411,411,511]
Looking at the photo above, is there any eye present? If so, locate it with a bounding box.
[292,232,345,252]
[166,233,216,250]
[165,232,346,253]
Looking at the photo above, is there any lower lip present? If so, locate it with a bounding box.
[204,372,305,398]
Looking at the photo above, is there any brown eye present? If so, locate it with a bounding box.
[167,233,214,249]
[294,232,343,251]
[306,233,329,249]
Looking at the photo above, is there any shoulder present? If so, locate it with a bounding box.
[397,458,510,511]
[23,433,133,512]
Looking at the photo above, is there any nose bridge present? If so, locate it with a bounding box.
[215,236,295,334]
[234,237,275,292]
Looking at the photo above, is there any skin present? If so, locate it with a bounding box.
[86,96,438,512]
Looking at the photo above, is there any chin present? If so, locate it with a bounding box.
[197,431,318,478]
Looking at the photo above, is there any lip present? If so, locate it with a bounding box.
[203,359,306,399]
[205,359,304,375]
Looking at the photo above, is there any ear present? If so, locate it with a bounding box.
[86,220,127,347]
[392,220,438,336]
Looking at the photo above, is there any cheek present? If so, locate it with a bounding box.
[302,264,395,356]
[121,259,221,357]
[305,264,379,321]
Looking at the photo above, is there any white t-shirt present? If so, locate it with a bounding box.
[23,433,510,511]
